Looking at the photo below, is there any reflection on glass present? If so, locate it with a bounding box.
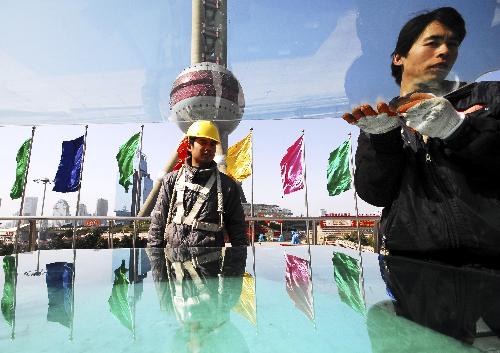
[1,256,16,327]
[284,253,314,322]
[45,262,74,328]
[108,260,133,332]
[332,252,365,316]
[369,256,500,351]
[232,272,256,326]
[0,2,498,124]
[147,246,249,353]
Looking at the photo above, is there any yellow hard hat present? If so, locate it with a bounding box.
[186,120,221,143]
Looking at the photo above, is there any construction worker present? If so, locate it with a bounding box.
[148,120,248,248]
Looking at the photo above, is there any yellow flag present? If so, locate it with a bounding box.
[232,272,256,325]
[226,132,252,181]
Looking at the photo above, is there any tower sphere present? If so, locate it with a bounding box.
[169,62,244,135]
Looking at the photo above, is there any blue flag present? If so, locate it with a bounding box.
[46,262,74,328]
[53,136,84,193]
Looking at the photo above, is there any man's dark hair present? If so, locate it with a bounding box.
[391,7,466,85]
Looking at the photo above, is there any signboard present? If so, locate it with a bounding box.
[84,219,101,227]
[320,219,376,228]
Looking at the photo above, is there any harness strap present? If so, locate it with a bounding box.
[166,165,225,234]
[172,169,216,225]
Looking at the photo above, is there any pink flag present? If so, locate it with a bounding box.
[280,135,304,195]
[285,253,314,321]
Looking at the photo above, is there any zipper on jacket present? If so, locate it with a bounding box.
[423,140,458,248]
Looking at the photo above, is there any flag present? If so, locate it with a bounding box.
[232,272,256,325]
[280,135,304,195]
[226,133,252,181]
[46,262,74,327]
[1,256,16,326]
[327,140,352,196]
[53,136,85,193]
[108,260,133,331]
[285,254,314,321]
[116,133,140,192]
[173,136,189,171]
[332,252,365,315]
[10,138,32,199]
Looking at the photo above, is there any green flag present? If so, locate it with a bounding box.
[327,140,351,196]
[10,138,32,199]
[332,252,365,315]
[1,256,16,326]
[116,133,140,192]
[108,260,133,331]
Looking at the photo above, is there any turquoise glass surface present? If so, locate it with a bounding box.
[1,246,498,352]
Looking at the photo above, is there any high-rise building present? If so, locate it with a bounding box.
[95,198,109,226]
[23,196,38,216]
[78,203,89,216]
[96,199,108,216]
[52,199,71,227]
[115,152,153,216]
[77,203,90,226]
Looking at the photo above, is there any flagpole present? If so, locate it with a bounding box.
[301,130,310,247]
[69,250,76,341]
[251,224,259,334]
[347,132,367,310]
[72,125,89,252]
[301,130,316,327]
[15,126,36,256]
[132,125,144,249]
[132,249,137,340]
[249,128,257,330]
[347,133,362,254]
[250,128,255,248]
[10,255,19,340]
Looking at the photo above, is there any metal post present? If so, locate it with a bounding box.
[349,134,362,254]
[250,128,254,247]
[373,220,380,253]
[33,178,51,269]
[312,220,317,245]
[108,220,114,249]
[301,130,310,246]
[28,220,36,251]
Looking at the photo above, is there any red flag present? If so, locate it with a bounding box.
[280,135,304,195]
[285,254,314,321]
[173,136,189,171]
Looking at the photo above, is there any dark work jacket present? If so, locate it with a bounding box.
[148,158,248,247]
[375,255,500,345]
[355,81,500,256]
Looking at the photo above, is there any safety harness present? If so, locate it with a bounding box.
[166,248,227,326]
[167,165,224,233]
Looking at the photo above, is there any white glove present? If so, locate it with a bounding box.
[404,97,464,139]
[356,113,399,135]
[342,103,399,135]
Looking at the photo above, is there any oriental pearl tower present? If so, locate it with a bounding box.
[139,0,244,216]
[170,0,244,158]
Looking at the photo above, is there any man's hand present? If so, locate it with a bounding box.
[397,94,464,139]
[342,102,399,135]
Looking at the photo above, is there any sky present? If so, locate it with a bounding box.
[0,0,499,219]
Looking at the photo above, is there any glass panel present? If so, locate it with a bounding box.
[1,247,498,351]
[0,1,497,125]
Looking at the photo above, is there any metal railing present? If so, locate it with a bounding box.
[0,215,380,254]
